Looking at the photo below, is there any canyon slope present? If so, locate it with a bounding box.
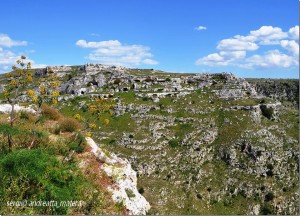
[0,64,299,215]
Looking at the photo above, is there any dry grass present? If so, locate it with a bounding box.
[59,117,81,132]
[41,104,62,120]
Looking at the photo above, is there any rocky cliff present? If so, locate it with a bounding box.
[246,78,299,106]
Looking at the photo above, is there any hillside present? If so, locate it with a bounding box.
[0,64,299,215]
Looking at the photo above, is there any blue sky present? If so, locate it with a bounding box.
[0,0,298,78]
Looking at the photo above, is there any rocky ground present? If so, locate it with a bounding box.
[0,64,299,215]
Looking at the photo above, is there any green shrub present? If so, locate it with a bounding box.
[265,192,275,202]
[68,133,86,153]
[0,123,22,137]
[168,139,179,148]
[212,74,226,81]
[142,96,149,101]
[196,193,202,199]
[260,203,274,215]
[81,105,89,112]
[138,187,145,194]
[59,117,81,132]
[108,139,116,145]
[266,163,274,170]
[260,98,266,104]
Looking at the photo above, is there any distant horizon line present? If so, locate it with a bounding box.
[1,63,299,80]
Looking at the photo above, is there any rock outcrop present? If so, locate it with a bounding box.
[0,104,36,113]
[247,79,299,103]
[86,137,150,215]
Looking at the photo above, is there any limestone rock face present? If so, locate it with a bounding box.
[47,65,72,72]
[86,137,151,215]
[249,79,299,102]
[0,104,36,113]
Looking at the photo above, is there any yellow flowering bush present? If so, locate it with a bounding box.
[6,72,12,78]
[104,118,110,125]
[85,132,92,137]
[26,90,35,97]
[27,75,33,82]
[10,79,18,86]
[50,81,60,88]
[74,114,82,120]
[39,85,46,95]
[51,90,60,98]
[89,123,96,129]
[51,99,58,105]
[89,105,97,113]
[32,97,38,103]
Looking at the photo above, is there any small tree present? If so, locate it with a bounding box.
[3,55,31,151]
[4,56,61,151]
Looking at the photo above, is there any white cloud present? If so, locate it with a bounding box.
[0,49,25,73]
[196,51,246,66]
[244,50,298,69]
[195,26,207,31]
[219,51,246,59]
[0,34,27,47]
[0,34,47,73]
[0,50,16,65]
[76,39,158,66]
[0,48,43,73]
[76,39,121,48]
[217,37,258,51]
[196,25,299,70]
[143,59,159,65]
[280,40,299,56]
[250,26,288,45]
[196,53,228,66]
[288,25,299,41]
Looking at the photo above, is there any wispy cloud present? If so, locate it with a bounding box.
[0,34,28,73]
[76,39,159,66]
[0,34,45,73]
[0,34,27,47]
[143,58,159,65]
[90,33,100,37]
[195,26,207,31]
[196,25,299,70]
